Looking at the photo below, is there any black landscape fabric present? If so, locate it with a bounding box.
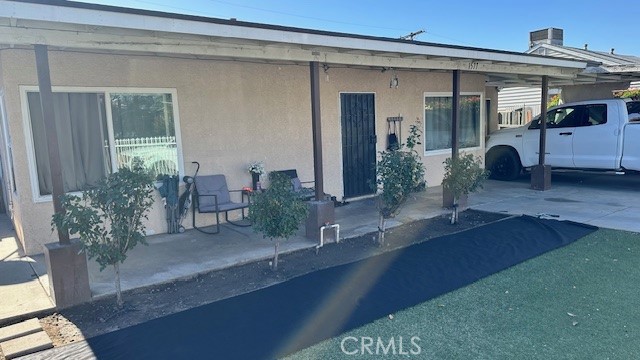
[81,215,596,359]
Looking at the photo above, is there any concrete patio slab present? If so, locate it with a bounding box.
[0,219,54,325]
[469,171,640,233]
[0,319,41,343]
[0,330,52,359]
[0,188,447,321]
[86,187,448,298]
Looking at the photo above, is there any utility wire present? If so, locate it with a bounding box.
[205,0,414,33]
[123,0,229,18]
[93,0,475,46]
[206,0,476,46]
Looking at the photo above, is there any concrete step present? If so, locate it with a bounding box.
[0,319,53,359]
[0,319,42,343]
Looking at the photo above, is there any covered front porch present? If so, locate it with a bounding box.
[5,170,639,322]
[77,171,640,299]
[30,186,446,299]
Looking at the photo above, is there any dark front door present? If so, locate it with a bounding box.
[341,93,376,198]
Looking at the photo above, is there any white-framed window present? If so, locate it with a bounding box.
[423,92,483,154]
[21,87,183,202]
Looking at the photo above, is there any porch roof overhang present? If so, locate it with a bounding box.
[485,67,640,87]
[0,0,591,88]
[522,43,640,88]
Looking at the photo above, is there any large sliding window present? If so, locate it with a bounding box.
[110,93,178,177]
[24,88,180,199]
[424,93,482,153]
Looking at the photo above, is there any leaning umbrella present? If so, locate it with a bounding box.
[157,175,180,233]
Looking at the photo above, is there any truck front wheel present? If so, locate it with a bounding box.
[487,148,522,181]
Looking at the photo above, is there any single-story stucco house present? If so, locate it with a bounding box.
[0,0,601,255]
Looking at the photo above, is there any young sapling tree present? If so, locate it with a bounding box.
[249,171,309,270]
[52,159,155,308]
[374,123,426,245]
[441,154,488,224]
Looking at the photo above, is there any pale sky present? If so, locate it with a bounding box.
[76,0,638,55]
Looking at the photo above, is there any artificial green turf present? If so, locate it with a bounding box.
[284,228,640,359]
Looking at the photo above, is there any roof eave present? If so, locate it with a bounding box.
[0,0,587,72]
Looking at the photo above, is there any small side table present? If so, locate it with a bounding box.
[241,187,253,203]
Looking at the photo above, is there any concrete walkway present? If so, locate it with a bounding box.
[0,217,54,326]
[2,170,640,323]
[77,186,447,299]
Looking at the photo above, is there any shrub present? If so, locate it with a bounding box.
[548,94,561,108]
[613,88,640,100]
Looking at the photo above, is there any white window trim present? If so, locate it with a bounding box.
[423,91,484,156]
[20,86,184,203]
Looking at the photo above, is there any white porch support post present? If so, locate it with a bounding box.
[531,75,551,190]
[305,61,334,241]
[36,44,91,308]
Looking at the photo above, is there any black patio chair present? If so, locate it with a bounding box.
[273,169,315,201]
[192,174,250,234]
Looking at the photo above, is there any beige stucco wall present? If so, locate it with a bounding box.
[0,49,488,255]
[320,68,487,192]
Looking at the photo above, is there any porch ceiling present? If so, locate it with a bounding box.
[2,0,638,88]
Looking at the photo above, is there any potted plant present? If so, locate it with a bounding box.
[52,159,155,308]
[374,123,426,245]
[441,153,488,224]
[249,171,309,270]
[248,161,266,190]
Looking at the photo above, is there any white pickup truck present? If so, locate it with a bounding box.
[486,98,640,180]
